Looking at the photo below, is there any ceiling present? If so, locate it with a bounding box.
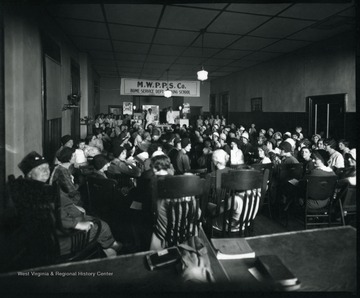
[44,1,355,81]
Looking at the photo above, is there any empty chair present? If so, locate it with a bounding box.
[150,175,205,250]
[338,185,356,226]
[304,176,338,229]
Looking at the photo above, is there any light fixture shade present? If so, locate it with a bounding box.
[197,69,208,81]
[164,89,172,98]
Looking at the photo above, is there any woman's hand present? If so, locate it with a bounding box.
[75,221,94,231]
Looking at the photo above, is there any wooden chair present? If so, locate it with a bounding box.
[2,176,102,272]
[275,163,303,226]
[189,168,208,179]
[86,176,119,224]
[207,169,265,238]
[229,164,251,170]
[277,163,303,183]
[53,181,103,262]
[251,163,274,218]
[304,176,338,229]
[338,185,356,226]
[202,168,231,233]
[151,175,205,248]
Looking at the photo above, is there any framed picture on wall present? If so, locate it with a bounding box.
[251,97,262,112]
[108,105,122,115]
[123,102,133,115]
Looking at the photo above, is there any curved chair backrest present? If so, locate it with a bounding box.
[152,175,205,248]
[230,164,251,170]
[278,163,303,182]
[220,169,264,237]
[305,176,338,202]
[86,176,118,219]
[251,163,274,182]
[342,186,356,212]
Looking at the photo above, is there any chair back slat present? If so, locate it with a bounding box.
[153,175,204,248]
[219,170,263,237]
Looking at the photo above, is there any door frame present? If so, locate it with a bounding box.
[306,93,347,139]
[219,91,229,120]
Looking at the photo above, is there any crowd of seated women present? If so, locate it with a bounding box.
[6,114,356,265]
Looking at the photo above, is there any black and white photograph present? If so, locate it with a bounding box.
[0,0,357,296]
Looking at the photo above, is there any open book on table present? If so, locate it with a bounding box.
[211,238,255,260]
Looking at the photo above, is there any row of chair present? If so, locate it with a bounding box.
[3,164,355,271]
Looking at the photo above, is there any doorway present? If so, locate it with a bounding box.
[219,92,229,120]
[306,94,346,140]
[209,94,216,116]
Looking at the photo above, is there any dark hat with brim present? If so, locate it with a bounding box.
[181,137,190,148]
[279,142,292,153]
[230,138,240,147]
[18,151,48,175]
[58,147,76,163]
[311,150,329,165]
[92,154,109,170]
[61,135,72,146]
[113,146,126,158]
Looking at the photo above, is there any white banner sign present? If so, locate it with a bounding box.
[120,78,200,97]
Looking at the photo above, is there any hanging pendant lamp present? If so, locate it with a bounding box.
[197,29,208,81]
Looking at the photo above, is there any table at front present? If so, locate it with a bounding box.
[218,226,357,292]
[0,226,355,293]
[0,227,228,294]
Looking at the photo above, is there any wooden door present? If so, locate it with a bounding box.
[307,94,346,140]
[220,92,229,120]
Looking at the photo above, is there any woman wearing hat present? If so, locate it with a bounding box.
[279,142,299,164]
[229,138,244,166]
[174,137,192,175]
[50,147,82,206]
[282,150,336,210]
[239,131,254,164]
[54,135,74,166]
[16,151,122,258]
[91,154,111,179]
[108,146,141,178]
